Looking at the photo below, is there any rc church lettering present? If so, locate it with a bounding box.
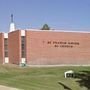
[43,41,79,48]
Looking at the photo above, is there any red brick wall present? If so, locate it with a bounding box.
[26,30,90,65]
[0,33,4,64]
[8,30,21,64]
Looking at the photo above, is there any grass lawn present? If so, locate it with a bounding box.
[0,64,89,90]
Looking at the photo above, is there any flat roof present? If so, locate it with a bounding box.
[1,29,90,34]
[25,29,90,34]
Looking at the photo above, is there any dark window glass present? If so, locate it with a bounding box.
[21,36,26,58]
[4,38,8,45]
[22,50,25,58]
[4,45,8,50]
[5,51,8,57]
[22,44,25,50]
[4,38,8,57]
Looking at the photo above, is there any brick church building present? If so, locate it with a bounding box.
[0,15,90,66]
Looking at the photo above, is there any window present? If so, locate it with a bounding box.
[21,36,26,58]
[5,51,8,57]
[4,38,8,57]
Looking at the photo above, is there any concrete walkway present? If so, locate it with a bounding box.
[0,85,20,90]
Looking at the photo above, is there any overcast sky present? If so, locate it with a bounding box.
[0,0,90,32]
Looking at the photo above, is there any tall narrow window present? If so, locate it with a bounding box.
[4,38,8,57]
[21,36,25,58]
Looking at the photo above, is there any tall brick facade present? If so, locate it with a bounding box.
[0,33,4,64]
[26,30,90,65]
[0,30,90,65]
[8,30,21,64]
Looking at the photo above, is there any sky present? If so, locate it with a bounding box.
[0,0,90,32]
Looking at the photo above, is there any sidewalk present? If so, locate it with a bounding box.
[0,85,20,90]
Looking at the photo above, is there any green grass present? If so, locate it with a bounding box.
[0,64,89,90]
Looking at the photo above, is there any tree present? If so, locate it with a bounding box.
[41,24,50,30]
[75,71,90,90]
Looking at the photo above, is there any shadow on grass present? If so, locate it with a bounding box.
[75,71,90,90]
[58,81,72,90]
